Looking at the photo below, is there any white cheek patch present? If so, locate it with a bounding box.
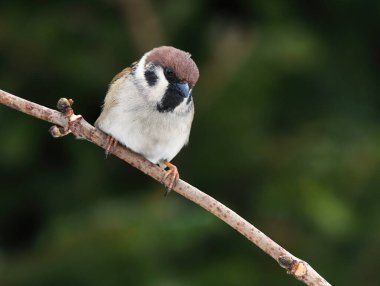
[134,55,169,104]
[149,67,168,102]
[135,53,148,79]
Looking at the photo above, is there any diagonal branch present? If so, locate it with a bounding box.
[0,89,331,286]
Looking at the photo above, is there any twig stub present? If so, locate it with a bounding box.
[57,98,74,115]
[279,255,308,278]
[49,125,66,138]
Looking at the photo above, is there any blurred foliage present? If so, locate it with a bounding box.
[1,0,380,285]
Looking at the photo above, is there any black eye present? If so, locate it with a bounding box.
[164,68,175,79]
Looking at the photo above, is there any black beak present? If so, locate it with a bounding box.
[174,83,190,98]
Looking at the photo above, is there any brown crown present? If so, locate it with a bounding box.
[145,46,199,87]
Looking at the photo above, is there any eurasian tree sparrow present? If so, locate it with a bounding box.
[95,46,199,191]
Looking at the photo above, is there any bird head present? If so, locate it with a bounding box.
[133,46,199,114]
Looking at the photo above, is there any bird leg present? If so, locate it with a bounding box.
[105,135,118,157]
[162,161,180,195]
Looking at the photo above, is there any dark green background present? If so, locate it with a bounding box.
[1,0,379,285]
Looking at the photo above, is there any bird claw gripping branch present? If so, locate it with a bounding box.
[49,98,82,138]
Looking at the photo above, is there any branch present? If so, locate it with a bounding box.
[0,89,331,286]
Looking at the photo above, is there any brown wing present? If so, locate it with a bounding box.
[110,61,138,84]
[110,67,132,84]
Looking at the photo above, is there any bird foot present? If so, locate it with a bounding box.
[105,135,118,157]
[162,161,180,195]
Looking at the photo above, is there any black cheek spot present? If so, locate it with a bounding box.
[144,70,158,86]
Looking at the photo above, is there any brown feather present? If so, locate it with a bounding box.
[110,66,133,85]
[145,46,199,87]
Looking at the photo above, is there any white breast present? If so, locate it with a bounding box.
[95,74,194,164]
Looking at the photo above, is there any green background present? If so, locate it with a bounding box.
[1,0,380,285]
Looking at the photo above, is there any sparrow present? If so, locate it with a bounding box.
[95,46,199,191]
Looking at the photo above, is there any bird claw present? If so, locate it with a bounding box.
[162,161,179,194]
[105,136,118,157]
